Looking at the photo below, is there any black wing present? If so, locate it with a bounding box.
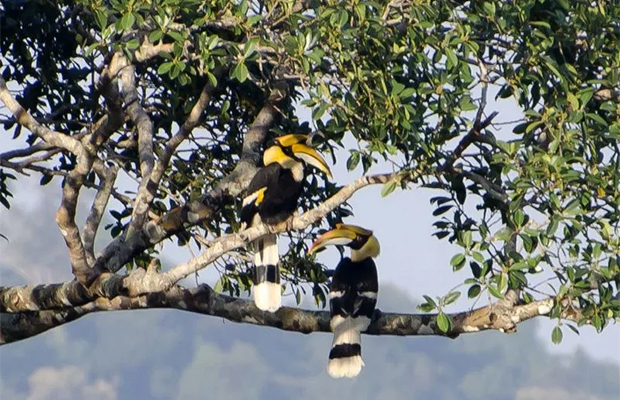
[240,164,282,227]
[246,163,282,197]
[329,257,378,319]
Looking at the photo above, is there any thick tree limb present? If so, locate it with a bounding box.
[0,283,572,345]
[117,55,156,241]
[55,152,95,285]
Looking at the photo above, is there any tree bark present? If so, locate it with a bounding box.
[0,283,563,345]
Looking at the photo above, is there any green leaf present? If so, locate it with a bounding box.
[433,205,453,216]
[462,231,472,248]
[551,326,563,344]
[498,272,508,292]
[157,62,173,75]
[488,285,504,300]
[450,253,466,271]
[312,102,330,121]
[233,62,249,83]
[149,30,163,43]
[381,180,398,197]
[126,38,140,50]
[40,174,53,186]
[567,92,579,110]
[482,2,496,15]
[468,284,481,298]
[400,87,415,99]
[120,13,135,30]
[422,295,437,308]
[586,113,608,127]
[0,196,10,209]
[206,71,218,87]
[445,48,458,68]
[526,120,544,134]
[347,152,360,171]
[168,30,185,42]
[444,291,461,305]
[213,277,225,294]
[437,312,451,333]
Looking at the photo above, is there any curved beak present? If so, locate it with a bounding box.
[308,224,357,254]
[291,143,333,180]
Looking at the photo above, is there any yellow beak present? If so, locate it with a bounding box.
[276,134,310,147]
[291,143,333,180]
[308,224,358,254]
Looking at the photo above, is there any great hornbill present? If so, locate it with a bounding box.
[309,223,380,378]
[240,134,332,312]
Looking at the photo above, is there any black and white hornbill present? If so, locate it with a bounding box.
[309,224,380,378]
[240,134,332,312]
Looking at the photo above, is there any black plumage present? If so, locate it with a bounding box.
[329,257,378,321]
[240,163,303,227]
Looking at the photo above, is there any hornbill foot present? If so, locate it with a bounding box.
[371,308,383,323]
[270,215,295,233]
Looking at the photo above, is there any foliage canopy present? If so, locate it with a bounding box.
[1,0,619,343]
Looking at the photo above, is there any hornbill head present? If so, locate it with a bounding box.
[309,223,380,259]
[263,134,333,180]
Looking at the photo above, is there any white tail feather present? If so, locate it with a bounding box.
[253,234,281,312]
[254,282,281,312]
[327,356,365,379]
[327,315,370,378]
[331,315,370,344]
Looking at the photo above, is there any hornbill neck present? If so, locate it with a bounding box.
[350,235,380,262]
[279,158,304,182]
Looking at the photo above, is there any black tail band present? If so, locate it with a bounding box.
[254,265,280,284]
[329,344,361,360]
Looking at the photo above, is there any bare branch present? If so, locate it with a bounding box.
[0,283,576,346]
[115,54,156,241]
[82,161,119,263]
[0,142,56,161]
[0,76,85,157]
[0,75,101,284]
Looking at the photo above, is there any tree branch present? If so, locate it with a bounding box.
[82,161,119,263]
[117,54,156,241]
[0,75,105,286]
[84,53,125,150]
[0,77,85,157]
[55,151,95,285]
[0,283,575,346]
